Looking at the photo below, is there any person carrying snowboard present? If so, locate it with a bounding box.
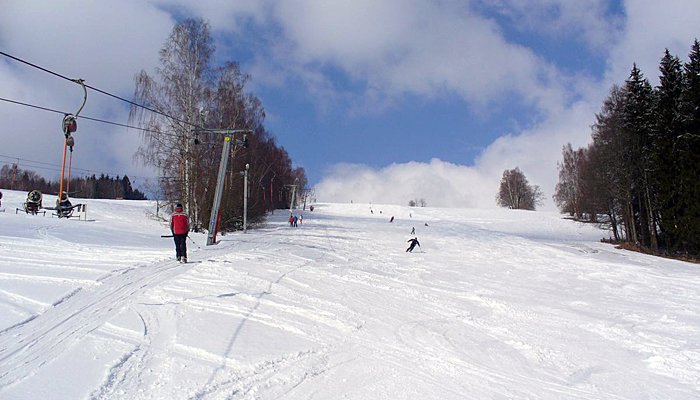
[170,203,189,263]
[406,237,420,252]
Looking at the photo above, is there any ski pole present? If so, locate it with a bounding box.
[162,234,200,250]
[187,235,201,250]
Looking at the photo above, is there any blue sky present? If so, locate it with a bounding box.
[1,1,699,208]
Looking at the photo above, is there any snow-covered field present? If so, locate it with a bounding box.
[0,189,698,399]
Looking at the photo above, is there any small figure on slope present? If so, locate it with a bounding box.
[170,203,189,263]
[406,237,420,253]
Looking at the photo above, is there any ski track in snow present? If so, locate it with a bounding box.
[0,260,194,389]
[0,192,699,399]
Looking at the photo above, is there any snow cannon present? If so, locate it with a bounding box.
[25,190,43,214]
[55,192,74,218]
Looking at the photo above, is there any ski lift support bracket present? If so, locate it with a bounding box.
[58,79,87,205]
[191,127,252,246]
[62,79,87,138]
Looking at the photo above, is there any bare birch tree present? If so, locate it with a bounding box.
[130,18,214,228]
[129,18,308,232]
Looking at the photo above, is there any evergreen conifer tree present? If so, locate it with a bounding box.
[622,64,658,250]
[677,39,700,253]
[654,50,685,249]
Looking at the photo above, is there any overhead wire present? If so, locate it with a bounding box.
[0,50,206,186]
[0,158,100,179]
[0,50,198,129]
[0,96,182,138]
[0,153,155,181]
[0,159,144,181]
[0,96,65,115]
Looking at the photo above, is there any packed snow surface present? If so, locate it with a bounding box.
[0,189,698,399]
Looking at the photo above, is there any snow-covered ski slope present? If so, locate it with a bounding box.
[0,189,698,399]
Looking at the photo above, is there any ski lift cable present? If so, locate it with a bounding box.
[0,50,76,84]
[82,82,195,128]
[0,96,181,138]
[0,96,65,115]
[0,96,183,179]
[0,156,156,181]
[0,154,155,181]
[0,50,197,129]
[0,159,122,179]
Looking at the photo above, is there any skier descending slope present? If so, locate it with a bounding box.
[170,203,189,263]
[406,237,420,252]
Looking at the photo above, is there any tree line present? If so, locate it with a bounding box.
[0,164,146,200]
[554,39,700,257]
[130,18,307,232]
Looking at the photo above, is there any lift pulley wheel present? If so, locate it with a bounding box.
[63,115,77,135]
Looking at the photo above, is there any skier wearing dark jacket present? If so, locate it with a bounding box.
[170,203,189,263]
[406,237,420,252]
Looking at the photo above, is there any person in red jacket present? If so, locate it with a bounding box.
[170,203,190,263]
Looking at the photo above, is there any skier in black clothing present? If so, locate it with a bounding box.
[406,237,420,252]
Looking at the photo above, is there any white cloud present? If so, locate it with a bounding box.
[0,0,173,183]
[263,0,569,113]
[481,0,623,52]
[192,1,570,114]
[150,0,269,33]
[315,1,700,210]
[606,0,700,85]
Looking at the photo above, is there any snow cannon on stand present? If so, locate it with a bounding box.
[48,192,86,219]
[56,193,73,218]
[16,190,46,215]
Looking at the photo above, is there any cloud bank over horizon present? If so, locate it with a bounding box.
[314,1,700,209]
[315,159,497,208]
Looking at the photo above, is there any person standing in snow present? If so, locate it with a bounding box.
[411,227,415,235]
[170,203,189,263]
[406,237,420,252]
